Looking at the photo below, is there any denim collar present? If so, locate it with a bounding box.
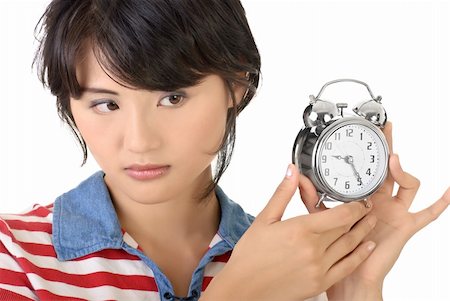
[53,171,254,261]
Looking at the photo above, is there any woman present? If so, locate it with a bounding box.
[1,0,448,300]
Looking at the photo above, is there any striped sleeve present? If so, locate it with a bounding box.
[0,288,35,301]
[0,220,37,301]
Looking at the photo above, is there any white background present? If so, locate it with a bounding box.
[1,0,449,300]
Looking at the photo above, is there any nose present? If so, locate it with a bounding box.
[123,109,162,153]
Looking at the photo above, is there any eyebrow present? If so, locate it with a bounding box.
[80,87,119,96]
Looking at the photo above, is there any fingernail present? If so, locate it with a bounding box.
[367,241,376,252]
[444,187,450,204]
[368,215,377,228]
[285,164,293,178]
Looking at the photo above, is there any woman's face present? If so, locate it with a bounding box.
[70,47,234,204]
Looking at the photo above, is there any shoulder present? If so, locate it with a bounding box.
[0,203,55,257]
[0,203,54,232]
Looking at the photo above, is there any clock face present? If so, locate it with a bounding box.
[316,121,388,199]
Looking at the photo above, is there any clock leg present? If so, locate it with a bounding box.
[315,194,326,208]
[362,198,372,208]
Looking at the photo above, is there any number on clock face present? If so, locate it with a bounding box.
[317,123,386,197]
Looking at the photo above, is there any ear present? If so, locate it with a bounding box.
[227,72,250,109]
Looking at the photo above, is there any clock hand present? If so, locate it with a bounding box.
[333,154,362,182]
[344,155,362,182]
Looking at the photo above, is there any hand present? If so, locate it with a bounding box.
[201,164,377,301]
[299,122,450,301]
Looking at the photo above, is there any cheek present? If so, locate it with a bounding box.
[164,101,228,175]
[70,103,120,163]
[183,104,228,154]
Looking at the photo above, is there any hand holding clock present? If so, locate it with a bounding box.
[299,122,450,300]
[202,164,378,301]
[202,123,449,301]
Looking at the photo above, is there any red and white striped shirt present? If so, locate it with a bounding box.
[0,171,255,300]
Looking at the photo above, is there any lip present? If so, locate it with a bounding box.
[126,164,169,171]
[125,164,170,181]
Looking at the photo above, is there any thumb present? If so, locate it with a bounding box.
[257,164,299,223]
[299,172,327,213]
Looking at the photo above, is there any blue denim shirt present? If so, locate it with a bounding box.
[51,171,254,300]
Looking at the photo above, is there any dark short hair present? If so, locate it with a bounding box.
[33,0,261,200]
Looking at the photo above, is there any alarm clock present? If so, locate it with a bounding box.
[292,79,389,207]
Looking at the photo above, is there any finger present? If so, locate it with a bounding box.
[325,240,376,288]
[382,121,393,155]
[307,200,373,233]
[413,187,450,231]
[324,214,377,268]
[377,122,394,196]
[256,164,299,223]
[298,172,326,213]
[391,154,420,208]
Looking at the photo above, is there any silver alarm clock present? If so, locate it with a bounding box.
[292,79,389,207]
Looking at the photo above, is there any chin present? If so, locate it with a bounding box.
[124,185,172,205]
[106,171,171,202]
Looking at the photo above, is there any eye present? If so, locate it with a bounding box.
[91,100,119,113]
[158,93,186,107]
